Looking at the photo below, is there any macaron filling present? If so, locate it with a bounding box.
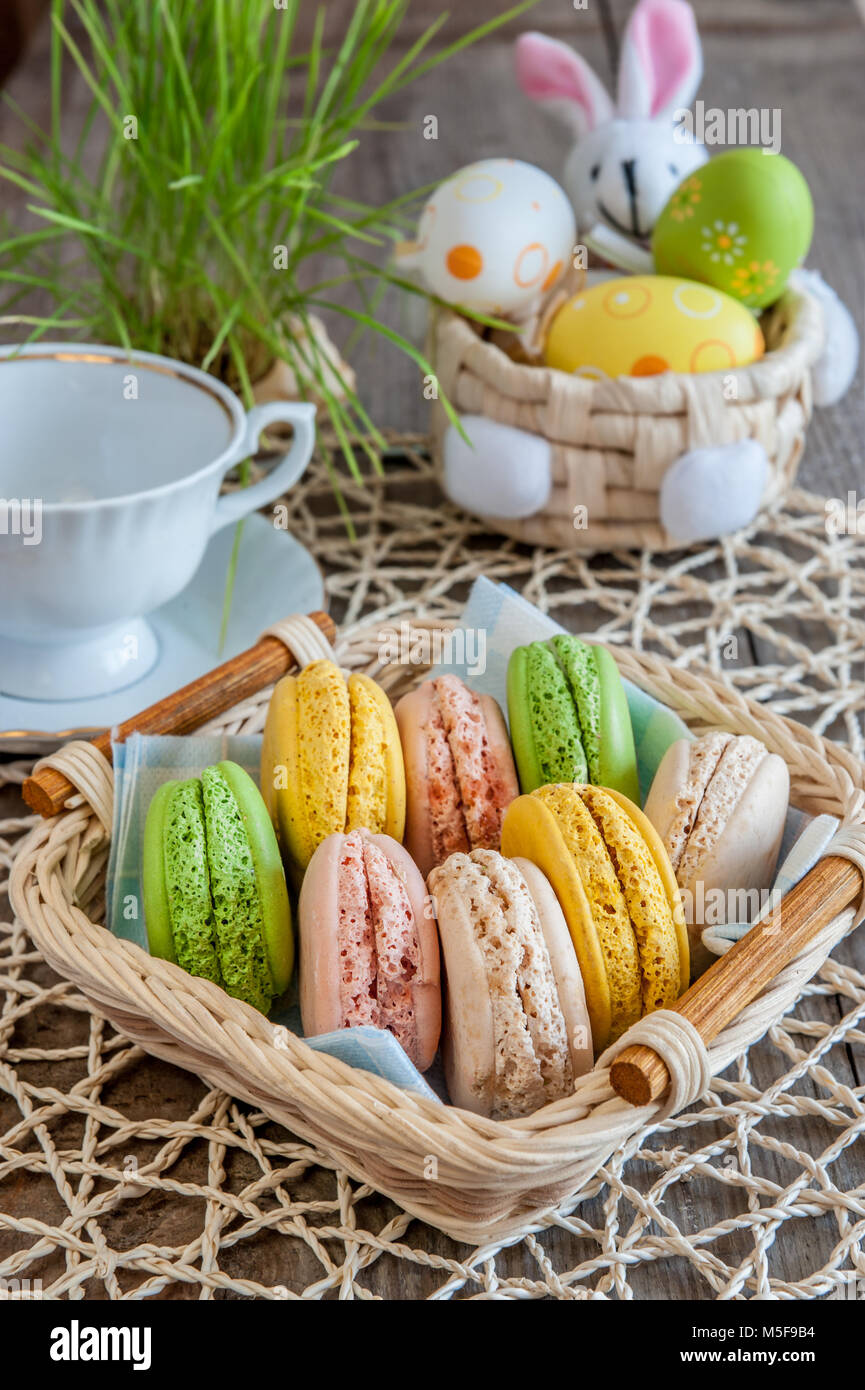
[524,643,588,784]
[336,830,421,1062]
[296,659,352,850]
[518,635,609,785]
[162,780,223,987]
[272,661,405,874]
[579,787,681,1016]
[425,695,471,862]
[346,677,388,831]
[534,783,642,1036]
[335,833,379,1027]
[201,766,276,1015]
[550,635,603,780]
[425,675,513,864]
[672,734,768,885]
[663,732,732,869]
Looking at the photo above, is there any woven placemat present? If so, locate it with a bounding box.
[1,446,864,1300]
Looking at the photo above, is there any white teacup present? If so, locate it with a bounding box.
[0,343,316,700]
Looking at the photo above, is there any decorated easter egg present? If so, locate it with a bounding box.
[652,150,813,309]
[399,159,576,318]
[543,275,764,379]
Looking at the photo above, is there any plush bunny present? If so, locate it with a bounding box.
[513,0,858,410]
[515,0,707,241]
[443,0,771,548]
[437,0,860,546]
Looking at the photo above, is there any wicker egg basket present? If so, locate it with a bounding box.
[429,285,824,551]
[10,615,865,1245]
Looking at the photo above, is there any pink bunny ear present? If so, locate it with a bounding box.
[515,31,614,135]
[617,0,702,122]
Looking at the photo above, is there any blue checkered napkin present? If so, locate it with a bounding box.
[301,1028,440,1101]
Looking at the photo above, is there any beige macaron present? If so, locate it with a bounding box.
[428,849,593,1119]
[644,732,789,977]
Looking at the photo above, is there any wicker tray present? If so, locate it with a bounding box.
[430,286,824,552]
[9,618,865,1245]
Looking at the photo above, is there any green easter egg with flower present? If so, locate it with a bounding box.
[652,149,813,309]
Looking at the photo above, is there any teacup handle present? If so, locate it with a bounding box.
[211,400,316,533]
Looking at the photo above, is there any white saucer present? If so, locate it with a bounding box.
[0,514,324,752]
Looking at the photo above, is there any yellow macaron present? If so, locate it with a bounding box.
[261,659,405,879]
[501,784,688,1051]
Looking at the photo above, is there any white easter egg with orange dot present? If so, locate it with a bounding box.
[544,275,764,378]
[409,159,575,317]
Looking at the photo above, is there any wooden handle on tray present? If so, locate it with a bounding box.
[610,854,863,1106]
[21,610,336,819]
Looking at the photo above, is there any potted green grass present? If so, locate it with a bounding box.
[0,0,537,620]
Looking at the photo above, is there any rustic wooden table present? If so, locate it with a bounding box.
[0,0,863,1299]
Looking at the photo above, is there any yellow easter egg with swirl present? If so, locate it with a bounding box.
[544,275,764,379]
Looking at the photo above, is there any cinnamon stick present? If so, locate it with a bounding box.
[22,611,336,818]
[610,855,863,1106]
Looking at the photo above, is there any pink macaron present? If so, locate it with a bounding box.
[299,828,441,1071]
[394,675,519,878]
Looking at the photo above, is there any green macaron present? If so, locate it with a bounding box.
[142,760,293,1014]
[507,635,639,802]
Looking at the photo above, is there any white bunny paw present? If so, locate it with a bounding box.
[660,440,769,545]
[442,415,552,521]
[791,268,860,408]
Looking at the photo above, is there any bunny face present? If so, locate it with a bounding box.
[516,0,705,241]
[565,118,706,240]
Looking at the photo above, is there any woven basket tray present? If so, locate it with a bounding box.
[430,286,824,552]
[10,619,864,1245]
